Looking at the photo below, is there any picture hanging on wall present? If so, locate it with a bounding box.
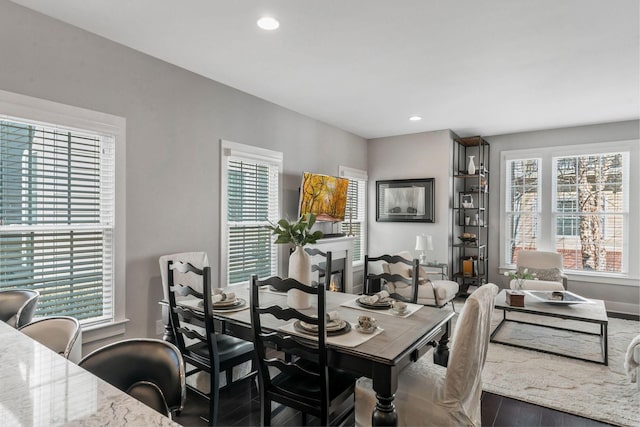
[376,178,435,222]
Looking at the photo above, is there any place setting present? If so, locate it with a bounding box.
[198,289,248,312]
[278,310,384,348]
[341,290,423,318]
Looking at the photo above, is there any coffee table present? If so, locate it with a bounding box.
[491,289,608,365]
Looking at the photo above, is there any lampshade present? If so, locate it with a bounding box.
[415,235,434,251]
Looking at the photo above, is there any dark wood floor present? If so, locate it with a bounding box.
[172,377,616,427]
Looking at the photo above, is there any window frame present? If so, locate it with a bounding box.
[0,89,126,342]
[338,165,367,269]
[219,140,283,286]
[500,140,637,285]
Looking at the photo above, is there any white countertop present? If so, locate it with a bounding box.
[0,321,181,427]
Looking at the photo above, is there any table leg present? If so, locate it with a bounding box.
[433,319,451,367]
[602,322,608,366]
[372,393,397,426]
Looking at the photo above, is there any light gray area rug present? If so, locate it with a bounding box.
[482,312,639,426]
[428,302,639,426]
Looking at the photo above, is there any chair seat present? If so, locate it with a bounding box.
[356,361,457,427]
[510,279,564,291]
[187,334,254,365]
[390,280,459,306]
[272,362,357,407]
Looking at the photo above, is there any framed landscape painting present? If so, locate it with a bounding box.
[376,178,435,222]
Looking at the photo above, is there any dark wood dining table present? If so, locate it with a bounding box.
[161,286,454,426]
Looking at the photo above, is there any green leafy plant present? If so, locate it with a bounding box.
[266,213,324,247]
[504,268,537,290]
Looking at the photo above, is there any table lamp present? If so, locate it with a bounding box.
[415,234,433,264]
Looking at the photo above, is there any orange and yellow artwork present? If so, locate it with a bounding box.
[299,173,349,222]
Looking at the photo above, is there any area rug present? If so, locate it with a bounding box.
[482,312,639,426]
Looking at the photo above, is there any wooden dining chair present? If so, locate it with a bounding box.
[249,274,357,426]
[304,248,334,289]
[363,254,420,302]
[167,261,255,426]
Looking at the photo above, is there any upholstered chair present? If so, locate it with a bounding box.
[355,283,499,427]
[511,250,567,291]
[19,316,83,363]
[0,289,40,328]
[381,251,458,308]
[79,338,186,418]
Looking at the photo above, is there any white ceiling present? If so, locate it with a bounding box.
[10,0,640,139]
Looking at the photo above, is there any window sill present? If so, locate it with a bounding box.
[81,318,129,344]
[498,266,638,287]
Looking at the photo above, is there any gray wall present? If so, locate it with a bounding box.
[0,0,367,351]
[367,130,454,263]
[486,120,640,315]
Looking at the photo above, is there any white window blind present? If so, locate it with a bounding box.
[553,152,627,273]
[504,158,540,265]
[339,166,367,265]
[0,118,115,324]
[222,141,282,286]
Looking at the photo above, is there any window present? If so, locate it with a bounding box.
[504,158,540,264]
[502,142,631,276]
[0,90,125,332]
[339,166,367,266]
[221,140,282,286]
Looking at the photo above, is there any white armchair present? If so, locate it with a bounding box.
[511,250,567,291]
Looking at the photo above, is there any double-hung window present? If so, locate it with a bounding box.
[501,141,633,277]
[220,140,282,286]
[339,166,367,266]
[0,90,125,332]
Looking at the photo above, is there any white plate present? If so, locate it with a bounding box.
[299,319,345,332]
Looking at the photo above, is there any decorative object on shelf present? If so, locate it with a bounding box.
[376,178,435,222]
[461,194,474,208]
[464,215,470,225]
[504,268,537,291]
[467,155,476,175]
[458,233,477,244]
[266,213,323,309]
[415,234,434,263]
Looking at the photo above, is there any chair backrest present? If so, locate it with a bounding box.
[304,248,333,289]
[516,250,563,270]
[166,261,217,366]
[79,338,186,416]
[444,283,498,407]
[0,289,40,328]
[19,316,82,363]
[159,252,209,300]
[364,253,419,302]
[250,274,331,419]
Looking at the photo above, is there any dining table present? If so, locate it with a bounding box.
[0,320,180,427]
[162,285,455,426]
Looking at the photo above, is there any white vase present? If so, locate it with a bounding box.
[287,246,311,309]
[467,156,476,175]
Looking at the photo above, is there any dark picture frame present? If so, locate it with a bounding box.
[376,178,435,222]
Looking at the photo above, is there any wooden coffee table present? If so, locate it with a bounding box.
[491,290,609,365]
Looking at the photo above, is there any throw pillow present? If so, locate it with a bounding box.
[517,266,563,282]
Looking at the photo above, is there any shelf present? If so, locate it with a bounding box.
[452,134,490,295]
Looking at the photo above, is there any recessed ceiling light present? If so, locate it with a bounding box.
[257,16,280,30]
[409,115,422,121]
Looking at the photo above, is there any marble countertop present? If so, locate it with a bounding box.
[0,321,181,426]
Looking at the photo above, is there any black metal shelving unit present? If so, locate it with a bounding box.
[451,136,490,297]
